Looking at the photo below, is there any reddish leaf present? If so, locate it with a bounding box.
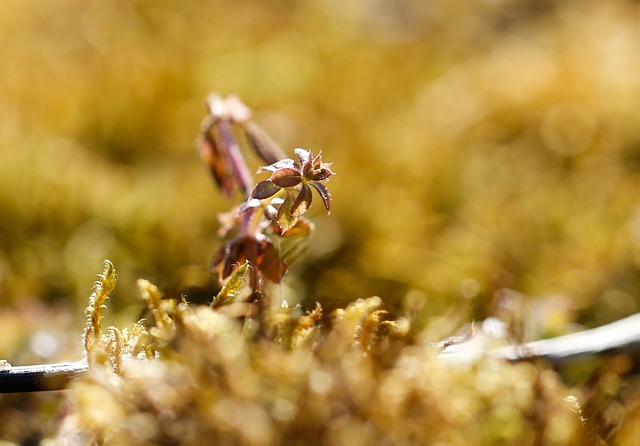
[271,168,303,188]
[244,121,286,165]
[211,237,260,282]
[259,158,297,173]
[302,160,312,177]
[291,183,313,217]
[294,148,311,164]
[251,180,281,200]
[212,241,241,281]
[257,241,287,283]
[309,167,333,181]
[310,181,331,213]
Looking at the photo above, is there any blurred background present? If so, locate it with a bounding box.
[2,0,640,363]
[3,0,640,442]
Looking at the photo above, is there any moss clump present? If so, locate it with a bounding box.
[58,282,590,445]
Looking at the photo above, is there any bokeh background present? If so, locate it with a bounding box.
[4,0,640,442]
[2,0,640,381]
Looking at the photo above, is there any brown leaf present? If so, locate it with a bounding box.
[259,158,297,173]
[310,181,331,213]
[251,180,281,200]
[271,168,303,188]
[294,148,311,164]
[244,121,287,165]
[257,240,287,283]
[212,237,257,282]
[291,183,313,217]
[310,166,334,181]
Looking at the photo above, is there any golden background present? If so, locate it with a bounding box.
[1,0,640,357]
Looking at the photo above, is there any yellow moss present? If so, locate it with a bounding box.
[83,259,117,365]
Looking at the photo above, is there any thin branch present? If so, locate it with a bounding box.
[0,360,87,393]
[440,313,640,370]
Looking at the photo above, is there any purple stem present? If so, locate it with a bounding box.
[217,119,254,198]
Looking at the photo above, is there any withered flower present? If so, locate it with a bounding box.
[197,94,287,199]
[198,95,253,198]
[251,148,334,231]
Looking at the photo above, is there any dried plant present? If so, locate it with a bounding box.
[52,95,614,445]
[199,95,334,309]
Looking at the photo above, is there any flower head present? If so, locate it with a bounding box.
[250,149,335,232]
